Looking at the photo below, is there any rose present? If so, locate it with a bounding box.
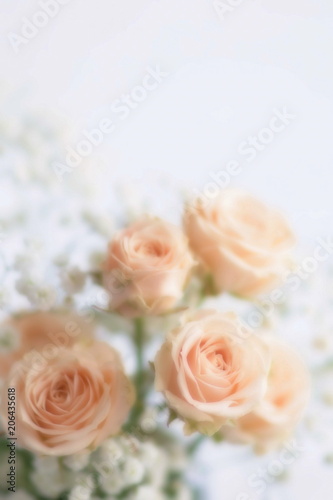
[1,339,135,455]
[0,311,92,379]
[154,310,270,435]
[103,217,194,317]
[220,336,310,453]
[184,189,295,297]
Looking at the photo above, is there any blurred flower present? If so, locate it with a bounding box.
[139,441,168,488]
[14,253,36,272]
[1,339,135,455]
[220,336,310,453]
[6,492,35,500]
[0,311,93,378]
[69,474,95,500]
[128,485,165,500]
[60,266,86,294]
[122,456,146,486]
[15,277,57,310]
[184,189,295,297]
[103,217,194,317]
[63,451,91,471]
[155,310,270,435]
[68,485,93,500]
[31,456,71,498]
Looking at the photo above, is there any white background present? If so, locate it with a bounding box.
[1,1,333,499]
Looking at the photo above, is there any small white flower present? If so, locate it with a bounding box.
[0,116,21,139]
[75,474,95,490]
[0,290,8,310]
[0,326,20,354]
[63,451,91,471]
[68,485,92,500]
[129,485,165,500]
[68,474,95,500]
[82,211,113,237]
[99,469,126,495]
[88,251,104,270]
[60,266,86,294]
[14,254,35,272]
[117,435,140,454]
[139,442,162,467]
[98,438,124,466]
[122,457,145,486]
[16,278,57,309]
[33,455,60,474]
[7,491,34,500]
[140,408,158,433]
[54,254,69,267]
[139,442,168,488]
[31,465,71,498]
[178,485,193,500]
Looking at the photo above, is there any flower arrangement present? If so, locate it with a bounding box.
[0,106,311,500]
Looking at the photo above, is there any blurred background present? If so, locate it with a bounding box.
[1,1,333,499]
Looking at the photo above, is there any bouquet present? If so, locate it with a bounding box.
[0,106,311,500]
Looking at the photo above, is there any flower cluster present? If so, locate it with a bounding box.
[0,187,310,499]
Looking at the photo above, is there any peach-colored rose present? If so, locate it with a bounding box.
[103,217,194,317]
[0,312,92,379]
[184,189,295,297]
[1,339,135,456]
[221,337,310,453]
[154,310,270,435]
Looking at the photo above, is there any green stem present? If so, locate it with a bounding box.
[134,317,145,399]
[128,317,146,425]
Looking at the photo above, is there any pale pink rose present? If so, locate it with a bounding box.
[221,337,310,453]
[1,340,135,456]
[103,217,195,317]
[184,189,295,297]
[154,310,270,435]
[0,312,92,379]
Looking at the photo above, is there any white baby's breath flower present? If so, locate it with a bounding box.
[33,455,60,473]
[128,485,165,500]
[140,442,164,468]
[60,266,86,294]
[16,277,57,309]
[68,485,92,500]
[0,290,8,311]
[14,254,35,272]
[31,465,71,498]
[97,437,124,466]
[118,435,140,454]
[75,474,95,490]
[139,442,168,488]
[82,211,113,237]
[139,407,158,433]
[0,115,21,139]
[63,451,91,471]
[89,251,104,271]
[7,492,34,500]
[53,253,70,267]
[122,457,145,486]
[0,325,20,354]
[178,485,193,500]
[68,474,95,500]
[99,469,126,495]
